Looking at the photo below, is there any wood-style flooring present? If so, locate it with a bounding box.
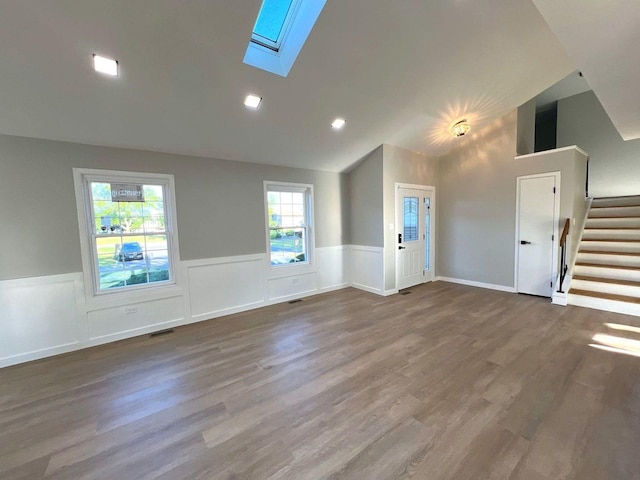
[2,282,640,479]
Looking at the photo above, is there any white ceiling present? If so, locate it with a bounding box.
[0,0,575,172]
[532,0,640,141]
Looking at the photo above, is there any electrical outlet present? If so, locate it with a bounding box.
[125,306,138,315]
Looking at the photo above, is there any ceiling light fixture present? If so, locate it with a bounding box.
[331,118,346,130]
[451,119,471,137]
[92,54,118,76]
[244,94,262,109]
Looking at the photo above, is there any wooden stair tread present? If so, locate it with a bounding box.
[579,250,640,256]
[569,288,640,304]
[575,262,640,271]
[572,275,640,287]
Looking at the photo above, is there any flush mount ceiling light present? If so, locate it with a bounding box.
[92,54,118,76]
[451,119,471,137]
[331,118,346,130]
[244,94,262,109]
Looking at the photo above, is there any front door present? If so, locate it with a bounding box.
[396,185,434,290]
[516,174,558,297]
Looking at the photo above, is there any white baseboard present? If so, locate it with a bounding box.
[568,293,640,317]
[435,276,517,293]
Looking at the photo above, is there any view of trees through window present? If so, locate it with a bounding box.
[90,182,171,290]
[267,188,308,265]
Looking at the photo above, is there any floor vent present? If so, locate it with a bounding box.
[399,290,412,295]
[150,328,175,338]
[288,299,303,304]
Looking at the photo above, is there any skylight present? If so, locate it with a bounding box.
[252,0,296,51]
[244,0,327,77]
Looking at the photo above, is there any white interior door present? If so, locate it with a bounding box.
[516,174,558,297]
[396,185,434,290]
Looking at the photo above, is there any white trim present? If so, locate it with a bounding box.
[72,168,182,305]
[0,271,82,288]
[87,318,184,345]
[182,253,266,268]
[435,276,517,293]
[514,145,589,160]
[0,342,83,369]
[349,245,383,253]
[514,171,561,296]
[263,180,316,278]
[569,197,594,276]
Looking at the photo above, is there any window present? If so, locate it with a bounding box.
[265,182,313,266]
[252,0,297,52]
[74,169,179,295]
[244,0,327,77]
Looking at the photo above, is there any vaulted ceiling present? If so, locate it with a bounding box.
[0,1,578,171]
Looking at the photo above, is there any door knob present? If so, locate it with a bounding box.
[398,246,406,250]
[520,240,531,245]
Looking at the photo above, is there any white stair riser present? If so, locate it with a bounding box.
[574,265,640,282]
[568,294,640,317]
[586,218,640,229]
[577,252,640,267]
[590,206,640,217]
[591,197,640,208]
[583,229,640,240]
[571,279,640,298]
[580,241,640,254]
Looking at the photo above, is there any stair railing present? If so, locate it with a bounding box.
[557,218,570,293]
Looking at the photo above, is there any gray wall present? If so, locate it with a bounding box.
[558,90,640,197]
[514,147,588,270]
[382,144,439,291]
[348,146,383,247]
[516,98,536,156]
[0,134,350,280]
[438,111,519,287]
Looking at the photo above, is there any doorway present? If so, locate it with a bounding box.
[396,184,435,291]
[515,172,560,297]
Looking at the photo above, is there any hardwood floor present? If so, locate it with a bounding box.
[1,282,640,479]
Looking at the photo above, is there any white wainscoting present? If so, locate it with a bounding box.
[317,245,350,293]
[0,273,86,367]
[350,245,385,295]
[1,245,354,368]
[184,254,266,324]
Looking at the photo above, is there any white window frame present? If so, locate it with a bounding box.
[251,0,301,52]
[73,168,181,305]
[264,181,315,277]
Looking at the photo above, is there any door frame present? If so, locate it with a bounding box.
[395,183,436,290]
[514,171,561,294]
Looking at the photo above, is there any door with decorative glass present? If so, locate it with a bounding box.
[396,184,435,290]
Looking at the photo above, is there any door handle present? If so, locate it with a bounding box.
[398,246,406,250]
[520,240,532,245]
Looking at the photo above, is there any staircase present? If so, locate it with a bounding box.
[569,196,640,316]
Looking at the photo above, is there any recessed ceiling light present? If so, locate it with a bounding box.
[244,94,262,109]
[331,118,346,130]
[93,54,118,76]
